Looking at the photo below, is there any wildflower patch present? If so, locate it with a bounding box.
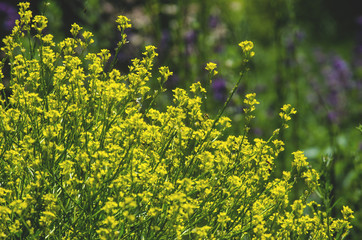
[0,2,354,239]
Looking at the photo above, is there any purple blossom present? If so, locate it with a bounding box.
[185,30,197,44]
[0,2,18,31]
[295,30,305,42]
[159,30,171,53]
[333,57,349,74]
[311,50,354,124]
[327,111,339,123]
[331,56,352,88]
[318,53,352,90]
[184,30,198,55]
[212,78,227,102]
[253,127,263,137]
[208,15,219,29]
[285,30,305,55]
[326,90,339,106]
[286,38,295,54]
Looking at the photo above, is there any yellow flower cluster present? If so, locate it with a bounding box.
[116,15,132,47]
[239,40,255,58]
[279,104,297,129]
[239,40,254,52]
[116,15,132,31]
[243,93,260,122]
[205,62,218,76]
[0,2,354,239]
[32,15,48,34]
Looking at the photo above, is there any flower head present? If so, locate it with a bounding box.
[279,104,297,128]
[116,15,132,32]
[32,15,48,33]
[239,40,255,58]
[205,62,218,77]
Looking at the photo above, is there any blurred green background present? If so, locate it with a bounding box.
[1,0,361,238]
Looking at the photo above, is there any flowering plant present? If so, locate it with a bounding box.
[0,2,354,239]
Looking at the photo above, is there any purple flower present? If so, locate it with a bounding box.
[212,78,227,101]
[286,38,295,54]
[184,30,198,55]
[295,30,305,42]
[311,50,354,124]
[253,127,263,137]
[327,111,339,124]
[332,56,352,88]
[285,30,305,56]
[320,54,352,89]
[333,57,348,72]
[326,90,339,106]
[185,30,197,44]
[0,2,18,31]
[208,15,219,29]
[159,30,171,52]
